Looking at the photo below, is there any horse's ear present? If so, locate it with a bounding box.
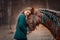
[31,7,35,14]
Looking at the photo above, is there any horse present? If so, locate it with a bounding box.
[26,8,60,39]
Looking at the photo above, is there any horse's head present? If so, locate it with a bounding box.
[27,9,43,31]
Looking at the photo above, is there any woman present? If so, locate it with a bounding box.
[14,8,31,40]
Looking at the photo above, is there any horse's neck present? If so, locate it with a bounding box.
[41,15,59,38]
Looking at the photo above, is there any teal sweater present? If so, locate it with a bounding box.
[14,13,27,39]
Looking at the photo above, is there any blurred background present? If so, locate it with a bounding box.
[0,0,60,25]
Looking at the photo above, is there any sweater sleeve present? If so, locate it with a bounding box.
[17,14,27,35]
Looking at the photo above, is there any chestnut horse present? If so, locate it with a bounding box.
[27,8,60,39]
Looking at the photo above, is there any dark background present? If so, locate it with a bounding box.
[0,0,60,25]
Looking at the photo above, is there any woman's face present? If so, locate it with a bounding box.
[24,10,31,16]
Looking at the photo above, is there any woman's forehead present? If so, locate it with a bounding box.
[25,10,31,12]
[25,10,31,13]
